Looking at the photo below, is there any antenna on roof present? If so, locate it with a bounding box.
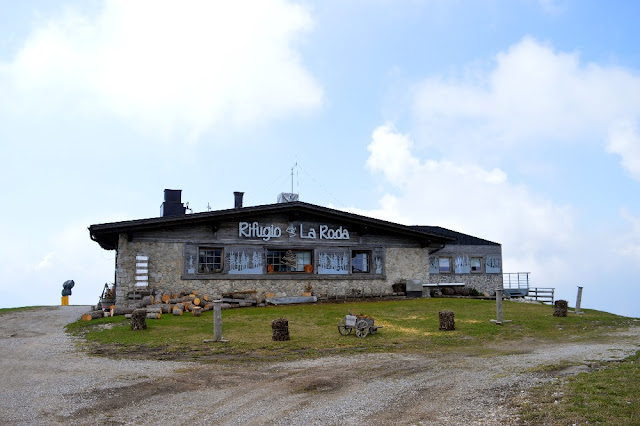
[291,162,299,194]
[278,162,300,203]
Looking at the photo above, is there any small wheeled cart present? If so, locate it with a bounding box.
[337,313,381,338]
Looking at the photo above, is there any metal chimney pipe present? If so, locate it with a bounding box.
[234,191,244,209]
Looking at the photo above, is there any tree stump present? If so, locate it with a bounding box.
[271,318,290,341]
[131,309,147,330]
[439,310,455,331]
[554,300,568,317]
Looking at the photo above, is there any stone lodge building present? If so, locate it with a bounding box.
[89,190,503,306]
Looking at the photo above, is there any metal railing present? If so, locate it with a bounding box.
[503,272,530,290]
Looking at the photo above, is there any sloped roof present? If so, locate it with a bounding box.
[410,226,500,246]
[89,201,457,250]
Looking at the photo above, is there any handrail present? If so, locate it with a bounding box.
[503,272,530,289]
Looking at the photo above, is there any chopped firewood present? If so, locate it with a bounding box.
[131,309,147,330]
[81,310,104,321]
[271,318,290,341]
[439,310,455,331]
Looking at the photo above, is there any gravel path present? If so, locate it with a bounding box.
[1,306,638,425]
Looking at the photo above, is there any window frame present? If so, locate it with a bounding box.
[197,247,224,274]
[351,250,371,273]
[438,257,452,274]
[266,249,313,273]
[470,257,483,273]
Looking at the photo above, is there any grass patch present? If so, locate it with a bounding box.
[0,306,50,316]
[66,298,635,362]
[519,351,640,425]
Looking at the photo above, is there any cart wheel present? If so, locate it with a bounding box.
[355,319,369,338]
[338,317,352,335]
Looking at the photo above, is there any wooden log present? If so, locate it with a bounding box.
[158,304,172,314]
[271,318,290,341]
[168,297,189,304]
[111,306,135,316]
[131,309,147,330]
[145,307,162,314]
[81,310,104,321]
[193,297,201,306]
[146,312,161,319]
[161,293,171,303]
[192,307,203,317]
[172,307,183,316]
[438,310,455,331]
[554,300,568,317]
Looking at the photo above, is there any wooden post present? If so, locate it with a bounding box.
[490,289,511,325]
[575,286,583,314]
[496,289,503,324]
[61,296,69,306]
[204,300,228,343]
[213,300,222,341]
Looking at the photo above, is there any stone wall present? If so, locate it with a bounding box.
[115,233,433,306]
[428,244,503,295]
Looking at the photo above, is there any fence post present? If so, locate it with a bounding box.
[490,289,510,325]
[204,300,228,343]
[575,286,583,314]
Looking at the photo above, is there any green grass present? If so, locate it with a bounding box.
[0,306,50,315]
[519,351,640,425]
[65,298,635,362]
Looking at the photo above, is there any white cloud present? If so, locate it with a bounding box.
[359,124,640,316]
[364,124,575,268]
[0,0,323,139]
[606,120,640,181]
[412,37,640,168]
[617,208,640,262]
[35,252,55,270]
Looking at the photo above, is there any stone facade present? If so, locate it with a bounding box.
[95,203,503,305]
[428,244,503,295]
[115,231,434,306]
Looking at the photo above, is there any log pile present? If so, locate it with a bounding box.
[438,310,455,331]
[81,289,262,322]
[271,318,290,341]
[553,300,568,317]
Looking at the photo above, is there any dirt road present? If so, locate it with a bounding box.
[1,306,638,425]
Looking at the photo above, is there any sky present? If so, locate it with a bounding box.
[1,0,639,317]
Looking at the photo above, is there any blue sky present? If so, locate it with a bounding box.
[1,0,639,317]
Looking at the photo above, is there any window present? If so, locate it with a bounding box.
[198,248,223,273]
[266,249,312,272]
[351,251,371,273]
[438,257,452,273]
[470,257,482,273]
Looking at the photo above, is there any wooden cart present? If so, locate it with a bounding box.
[337,313,381,338]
